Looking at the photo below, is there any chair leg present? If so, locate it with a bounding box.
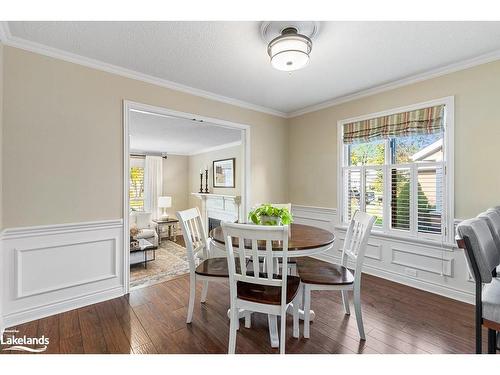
[244,311,252,329]
[268,314,279,348]
[353,285,365,340]
[293,285,302,338]
[228,307,238,354]
[303,285,311,339]
[341,290,351,315]
[475,304,482,354]
[488,329,496,354]
[200,280,209,303]
[186,274,196,324]
[280,308,287,354]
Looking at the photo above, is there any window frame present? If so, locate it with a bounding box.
[337,96,455,246]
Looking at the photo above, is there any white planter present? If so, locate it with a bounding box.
[259,216,282,226]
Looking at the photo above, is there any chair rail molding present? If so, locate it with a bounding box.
[1,219,125,328]
[291,204,474,304]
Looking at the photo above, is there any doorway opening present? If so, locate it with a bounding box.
[123,101,251,291]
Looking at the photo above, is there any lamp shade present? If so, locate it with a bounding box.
[158,196,172,208]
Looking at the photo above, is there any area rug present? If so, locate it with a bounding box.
[130,240,190,289]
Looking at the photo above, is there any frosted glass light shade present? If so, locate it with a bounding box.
[158,196,172,208]
[268,31,312,72]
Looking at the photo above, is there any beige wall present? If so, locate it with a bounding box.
[162,154,189,217]
[188,145,243,210]
[4,44,500,227]
[288,60,500,219]
[2,46,288,228]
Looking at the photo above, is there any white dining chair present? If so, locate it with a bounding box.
[177,207,236,324]
[297,210,375,340]
[222,222,301,354]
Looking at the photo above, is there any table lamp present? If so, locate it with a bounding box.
[158,196,172,220]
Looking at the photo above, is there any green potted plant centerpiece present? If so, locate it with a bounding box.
[248,204,293,226]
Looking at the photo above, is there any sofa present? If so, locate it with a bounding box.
[129,211,159,247]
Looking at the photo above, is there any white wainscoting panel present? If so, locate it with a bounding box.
[291,205,474,304]
[1,219,124,328]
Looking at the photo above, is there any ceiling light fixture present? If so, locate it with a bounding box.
[267,27,312,72]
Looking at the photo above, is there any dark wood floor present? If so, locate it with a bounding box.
[1,270,487,354]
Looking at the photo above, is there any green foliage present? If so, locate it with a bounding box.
[248,204,294,226]
[349,141,385,166]
[393,179,431,230]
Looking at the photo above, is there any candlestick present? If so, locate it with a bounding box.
[199,172,203,193]
[204,169,209,193]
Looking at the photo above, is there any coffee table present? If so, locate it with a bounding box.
[130,238,157,268]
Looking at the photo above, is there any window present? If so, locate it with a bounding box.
[339,98,454,243]
[129,157,145,211]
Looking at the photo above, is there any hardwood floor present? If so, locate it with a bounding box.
[1,273,485,354]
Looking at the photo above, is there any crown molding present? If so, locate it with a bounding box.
[188,140,242,156]
[3,21,500,120]
[287,48,500,118]
[0,21,287,118]
[0,21,10,42]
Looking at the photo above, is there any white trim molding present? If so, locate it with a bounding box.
[1,220,125,328]
[123,100,252,293]
[291,204,474,304]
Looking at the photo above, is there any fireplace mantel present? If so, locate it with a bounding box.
[191,193,242,231]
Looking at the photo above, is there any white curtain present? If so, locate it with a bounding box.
[144,156,163,220]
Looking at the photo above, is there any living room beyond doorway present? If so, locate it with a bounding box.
[125,102,249,290]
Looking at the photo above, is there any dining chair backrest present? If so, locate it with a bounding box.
[221,222,289,302]
[177,207,210,273]
[341,210,376,276]
[457,218,500,284]
[478,209,500,254]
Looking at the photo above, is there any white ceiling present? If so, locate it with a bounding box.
[129,110,241,155]
[5,21,500,115]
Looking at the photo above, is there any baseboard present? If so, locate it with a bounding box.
[3,285,125,328]
[313,252,474,304]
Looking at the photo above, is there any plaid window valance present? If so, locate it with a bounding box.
[343,104,445,144]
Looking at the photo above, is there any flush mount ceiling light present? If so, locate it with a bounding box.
[268,27,312,71]
[261,21,319,72]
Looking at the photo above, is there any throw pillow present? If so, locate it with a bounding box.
[136,212,152,228]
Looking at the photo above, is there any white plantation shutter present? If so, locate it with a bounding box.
[365,167,383,227]
[345,169,361,221]
[417,165,443,235]
[390,167,411,231]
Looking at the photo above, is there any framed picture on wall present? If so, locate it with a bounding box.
[213,158,235,188]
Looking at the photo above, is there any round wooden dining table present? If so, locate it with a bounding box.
[209,223,335,348]
[210,223,335,257]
